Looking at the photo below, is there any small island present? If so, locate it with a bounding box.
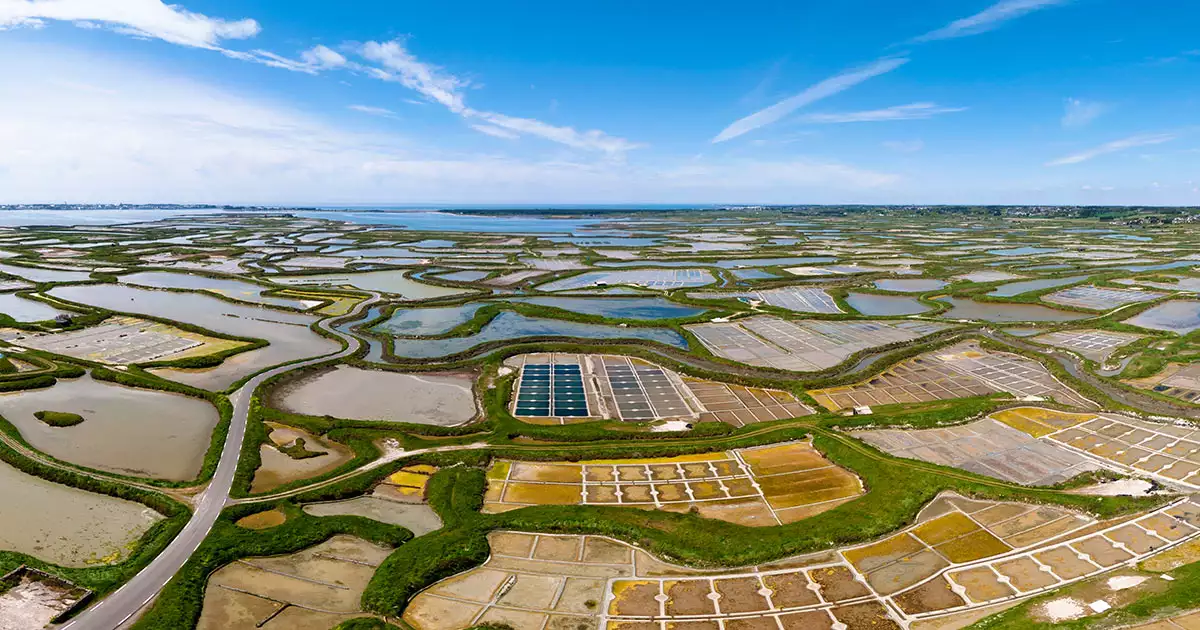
[34,410,85,427]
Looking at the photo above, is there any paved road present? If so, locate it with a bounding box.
[63,294,380,630]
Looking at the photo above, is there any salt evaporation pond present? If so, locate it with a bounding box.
[0,293,68,321]
[1124,301,1200,334]
[846,293,930,316]
[0,373,219,480]
[389,312,686,359]
[506,296,705,320]
[0,459,161,567]
[119,271,312,309]
[49,284,338,389]
[374,303,489,336]
[935,297,1089,322]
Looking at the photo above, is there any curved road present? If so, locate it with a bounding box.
[63,293,381,630]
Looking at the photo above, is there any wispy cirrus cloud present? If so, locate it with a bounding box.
[225,44,349,74]
[0,3,640,155]
[801,102,965,124]
[469,124,519,140]
[712,0,1066,144]
[348,104,397,118]
[1046,133,1177,166]
[360,40,471,113]
[360,39,640,154]
[711,57,909,143]
[1061,98,1105,128]
[0,0,259,48]
[913,0,1071,43]
[0,46,898,204]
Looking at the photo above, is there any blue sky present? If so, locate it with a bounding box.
[1,0,1198,205]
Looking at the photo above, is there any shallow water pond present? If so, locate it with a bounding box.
[596,256,834,269]
[373,303,489,336]
[873,279,947,293]
[335,305,385,361]
[0,262,92,283]
[0,293,67,321]
[119,271,312,309]
[0,459,161,567]
[731,269,780,280]
[332,247,421,258]
[506,296,705,320]
[250,424,353,494]
[435,270,490,282]
[0,373,219,480]
[846,293,929,316]
[987,247,1061,256]
[390,312,687,359]
[273,366,476,425]
[1124,301,1200,334]
[935,297,1089,322]
[49,284,337,390]
[988,275,1089,297]
[273,270,470,299]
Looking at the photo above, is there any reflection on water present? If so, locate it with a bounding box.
[506,296,705,320]
[390,312,687,358]
[596,256,835,269]
[49,284,337,390]
[988,275,1089,297]
[873,279,947,293]
[374,303,489,336]
[334,306,386,362]
[0,262,91,283]
[935,297,1088,322]
[846,293,929,316]
[987,246,1061,256]
[437,270,490,282]
[1124,301,1200,334]
[0,293,68,321]
[120,271,312,309]
[273,269,470,298]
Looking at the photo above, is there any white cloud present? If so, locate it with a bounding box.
[914,0,1070,43]
[0,16,44,30]
[222,44,350,75]
[1046,133,1177,166]
[882,140,925,153]
[301,45,347,69]
[469,111,641,154]
[469,124,519,139]
[1061,98,1105,128]
[0,45,888,204]
[712,57,908,143]
[0,0,259,48]
[359,38,638,154]
[360,40,470,113]
[801,102,965,124]
[348,104,396,118]
[0,5,638,156]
